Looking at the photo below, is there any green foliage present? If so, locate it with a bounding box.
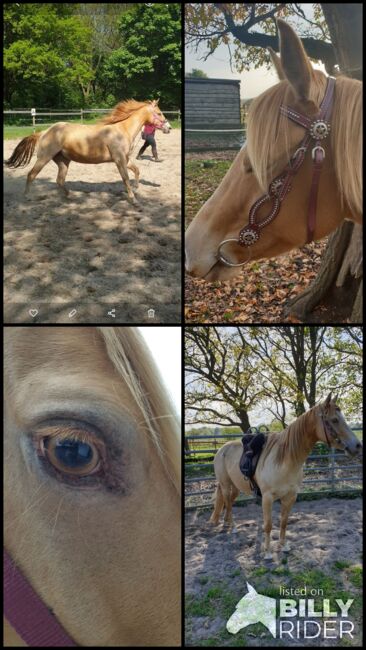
[100,4,181,108]
[186,68,208,78]
[4,3,181,109]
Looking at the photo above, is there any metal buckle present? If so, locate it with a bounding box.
[312,145,325,161]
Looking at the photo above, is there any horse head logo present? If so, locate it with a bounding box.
[227,583,276,637]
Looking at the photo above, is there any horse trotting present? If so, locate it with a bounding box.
[5,99,170,203]
[210,394,361,559]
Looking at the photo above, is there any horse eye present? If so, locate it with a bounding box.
[42,436,101,476]
[331,417,339,424]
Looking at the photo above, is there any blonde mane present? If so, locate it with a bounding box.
[246,70,362,217]
[97,327,181,494]
[261,406,317,466]
[100,99,150,125]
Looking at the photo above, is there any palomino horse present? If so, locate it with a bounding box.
[5,99,170,204]
[210,394,361,560]
[4,327,181,646]
[185,19,362,280]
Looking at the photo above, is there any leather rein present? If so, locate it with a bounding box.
[218,76,336,267]
[4,548,77,647]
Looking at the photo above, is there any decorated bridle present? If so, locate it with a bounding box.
[320,410,347,451]
[4,548,77,646]
[218,76,336,267]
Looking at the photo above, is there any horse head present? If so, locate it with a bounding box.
[185,19,360,280]
[227,583,276,637]
[317,393,362,457]
[147,99,170,131]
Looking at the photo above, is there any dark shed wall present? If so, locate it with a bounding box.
[185,78,241,128]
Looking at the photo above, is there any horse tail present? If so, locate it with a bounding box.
[5,132,41,168]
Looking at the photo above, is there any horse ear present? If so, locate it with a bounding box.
[155,98,160,105]
[334,392,339,403]
[268,46,285,80]
[324,393,332,411]
[246,582,257,595]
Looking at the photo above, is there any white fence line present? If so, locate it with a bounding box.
[185,128,243,132]
[4,108,181,127]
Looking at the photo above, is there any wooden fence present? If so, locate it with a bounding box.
[185,429,363,509]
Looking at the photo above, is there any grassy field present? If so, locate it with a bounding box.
[4,119,181,140]
[185,158,233,228]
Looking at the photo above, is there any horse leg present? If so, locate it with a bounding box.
[210,484,224,525]
[110,152,136,204]
[25,157,51,195]
[222,485,235,526]
[279,493,297,553]
[262,493,274,560]
[229,486,240,532]
[127,161,140,188]
[53,153,70,196]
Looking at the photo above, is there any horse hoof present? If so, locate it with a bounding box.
[264,552,273,560]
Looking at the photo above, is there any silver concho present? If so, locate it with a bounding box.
[309,119,331,140]
[270,178,284,196]
[239,227,260,246]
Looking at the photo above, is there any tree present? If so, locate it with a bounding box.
[4,3,94,107]
[185,3,362,322]
[185,68,208,78]
[101,3,181,108]
[185,326,264,431]
[185,326,362,429]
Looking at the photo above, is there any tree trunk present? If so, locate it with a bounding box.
[237,408,250,433]
[286,222,361,322]
[286,5,362,323]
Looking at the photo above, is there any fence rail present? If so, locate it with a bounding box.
[185,428,363,508]
[185,126,246,153]
[4,108,181,129]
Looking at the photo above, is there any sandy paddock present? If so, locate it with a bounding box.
[185,498,362,646]
[4,128,181,323]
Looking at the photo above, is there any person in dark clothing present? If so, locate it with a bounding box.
[137,124,161,162]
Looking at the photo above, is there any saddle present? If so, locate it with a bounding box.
[239,433,266,498]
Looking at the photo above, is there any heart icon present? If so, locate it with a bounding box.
[29,309,38,318]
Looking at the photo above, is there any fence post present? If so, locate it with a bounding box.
[31,108,36,132]
[330,447,335,491]
[80,108,83,124]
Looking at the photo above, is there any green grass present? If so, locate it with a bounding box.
[4,118,181,140]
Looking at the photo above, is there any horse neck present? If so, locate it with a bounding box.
[117,108,152,141]
[273,407,321,469]
[293,406,322,465]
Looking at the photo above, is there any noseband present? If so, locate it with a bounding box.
[218,76,336,267]
[4,548,77,646]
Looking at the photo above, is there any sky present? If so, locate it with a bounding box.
[139,326,181,416]
[185,7,326,100]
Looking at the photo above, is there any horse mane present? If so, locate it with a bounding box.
[96,327,180,494]
[100,99,150,125]
[261,406,317,466]
[246,69,362,217]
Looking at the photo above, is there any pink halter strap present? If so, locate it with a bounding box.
[4,548,77,647]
